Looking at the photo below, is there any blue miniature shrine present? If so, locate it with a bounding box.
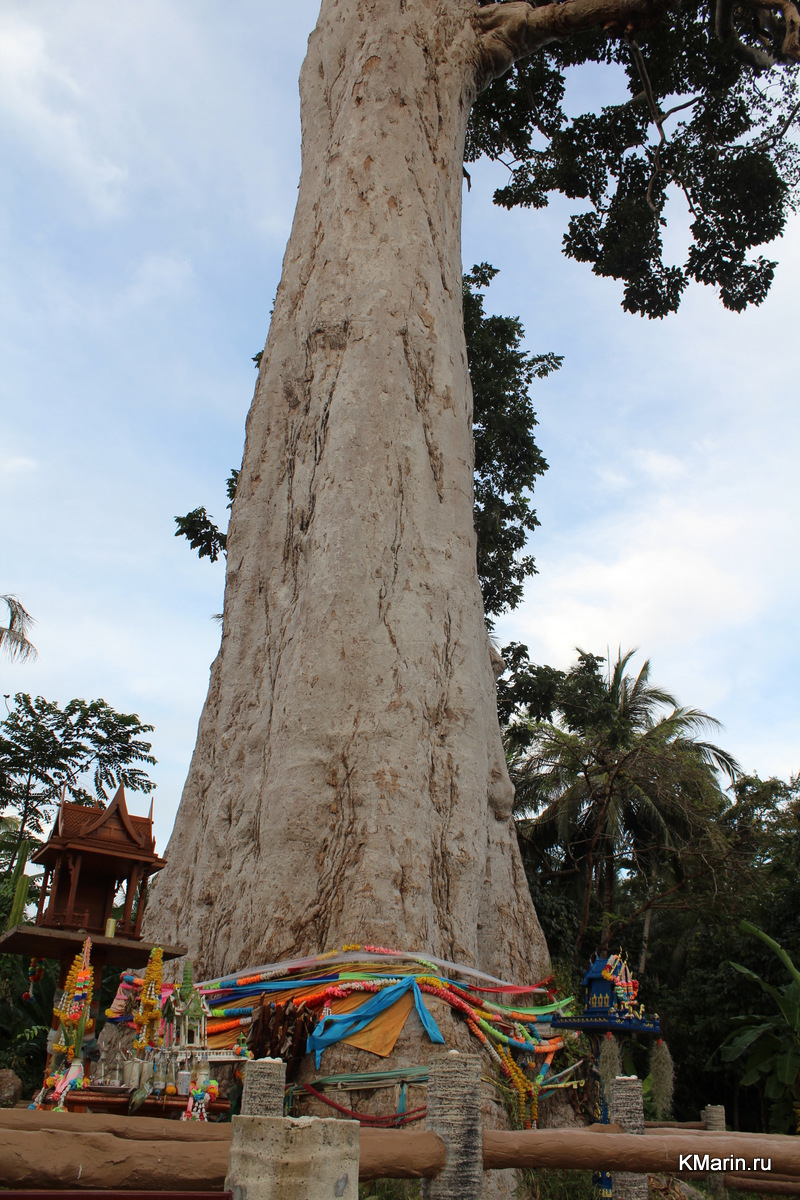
[552,954,660,1200]
[551,952,661,1036]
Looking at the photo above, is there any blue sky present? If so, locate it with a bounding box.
[2,2,797,854]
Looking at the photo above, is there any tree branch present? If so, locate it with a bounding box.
[472,0,674,87]
[748,0,800,59]
[714,0,779,67]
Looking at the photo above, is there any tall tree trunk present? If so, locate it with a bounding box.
[600,844,614,952]
[147,0,548,984]
[637,878,656,975]
[575,851,596,961]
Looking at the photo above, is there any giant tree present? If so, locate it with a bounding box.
[148,0,799,988]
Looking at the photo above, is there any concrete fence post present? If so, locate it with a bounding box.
[703,1104,726,1132]
[609,1076,648,1200]
[227,1057,358,1199]
[703,1105,727,1196]
[422,1050,483,1200]
[241,1056,287,1116]
[225,1115,359,1200]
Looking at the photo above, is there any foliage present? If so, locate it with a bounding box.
[173,507,228,563]
[465,264,558,618]
[4,840,31,930]
[0,595,37,664]
[518,1168,594,1200]
[0,692,156,875]
[508,647,737,957]
[614,772,799,1127]
[174,469,239,563]
[720,922,800,1132]
[358,1183,420,1200]
[0,951,56,1097]
[469,0,800,316]
[0,819,25,925]
[0,948,120,1101]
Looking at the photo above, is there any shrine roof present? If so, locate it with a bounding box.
[31,784,163,868]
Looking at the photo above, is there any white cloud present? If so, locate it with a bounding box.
[596,467,630,491]
[634,450,688,484]
[125,254,194,310]
[0,454,36,476]
[0,13,127,215]
[513,502,772,652]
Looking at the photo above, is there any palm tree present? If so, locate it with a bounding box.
[511,649,739,960]
[0,596,37,664]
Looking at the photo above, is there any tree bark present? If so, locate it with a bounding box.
[637,879,656,975]
[600,843,614,952]
[147,0,550,983]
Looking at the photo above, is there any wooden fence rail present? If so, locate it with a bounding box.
[2,1111,799,1189]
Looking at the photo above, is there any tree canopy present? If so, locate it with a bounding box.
[507,647,739,957]
[622,775,798,1129]
[502,642,800,1128]
[465,264,559,618]
[0,693,156,876]
[173,470,239,564]
[720,921,800,1133]
[469,0,799,316]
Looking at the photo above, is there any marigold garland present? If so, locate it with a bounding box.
[133,946,164,1051]
[52,939,94,1061]
[23,957,45,1003]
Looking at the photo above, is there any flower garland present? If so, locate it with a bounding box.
[52,939,94,1061]
[133,946,163,1051]
[201,942,569,1127]
[23,957,45,1003]
[602,953,640,1009]
[181,1079,219,1121]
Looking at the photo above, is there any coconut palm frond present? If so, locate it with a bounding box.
[0,595,38,663]
[507,644,736,957]
[686,739,740,781]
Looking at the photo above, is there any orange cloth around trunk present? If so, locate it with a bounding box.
[329,989,415,1058]
[206,983,415,1055]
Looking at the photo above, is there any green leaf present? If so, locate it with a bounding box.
[464,266,554,618]
[174,507,227,562]
[730,959,798,1021]
[775,1049,800,1085]
[741,921,800,990]
[720,1021,774,1060]
[740,1066,769,1086]
[469,7,800,316]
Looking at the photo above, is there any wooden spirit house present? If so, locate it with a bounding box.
[32,785,165,939]
[0,785,184,972]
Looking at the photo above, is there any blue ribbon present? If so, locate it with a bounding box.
[307,978,445,1068]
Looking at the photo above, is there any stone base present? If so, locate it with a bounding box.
[226,1115,359,1200]
[0,1070,22,1109]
